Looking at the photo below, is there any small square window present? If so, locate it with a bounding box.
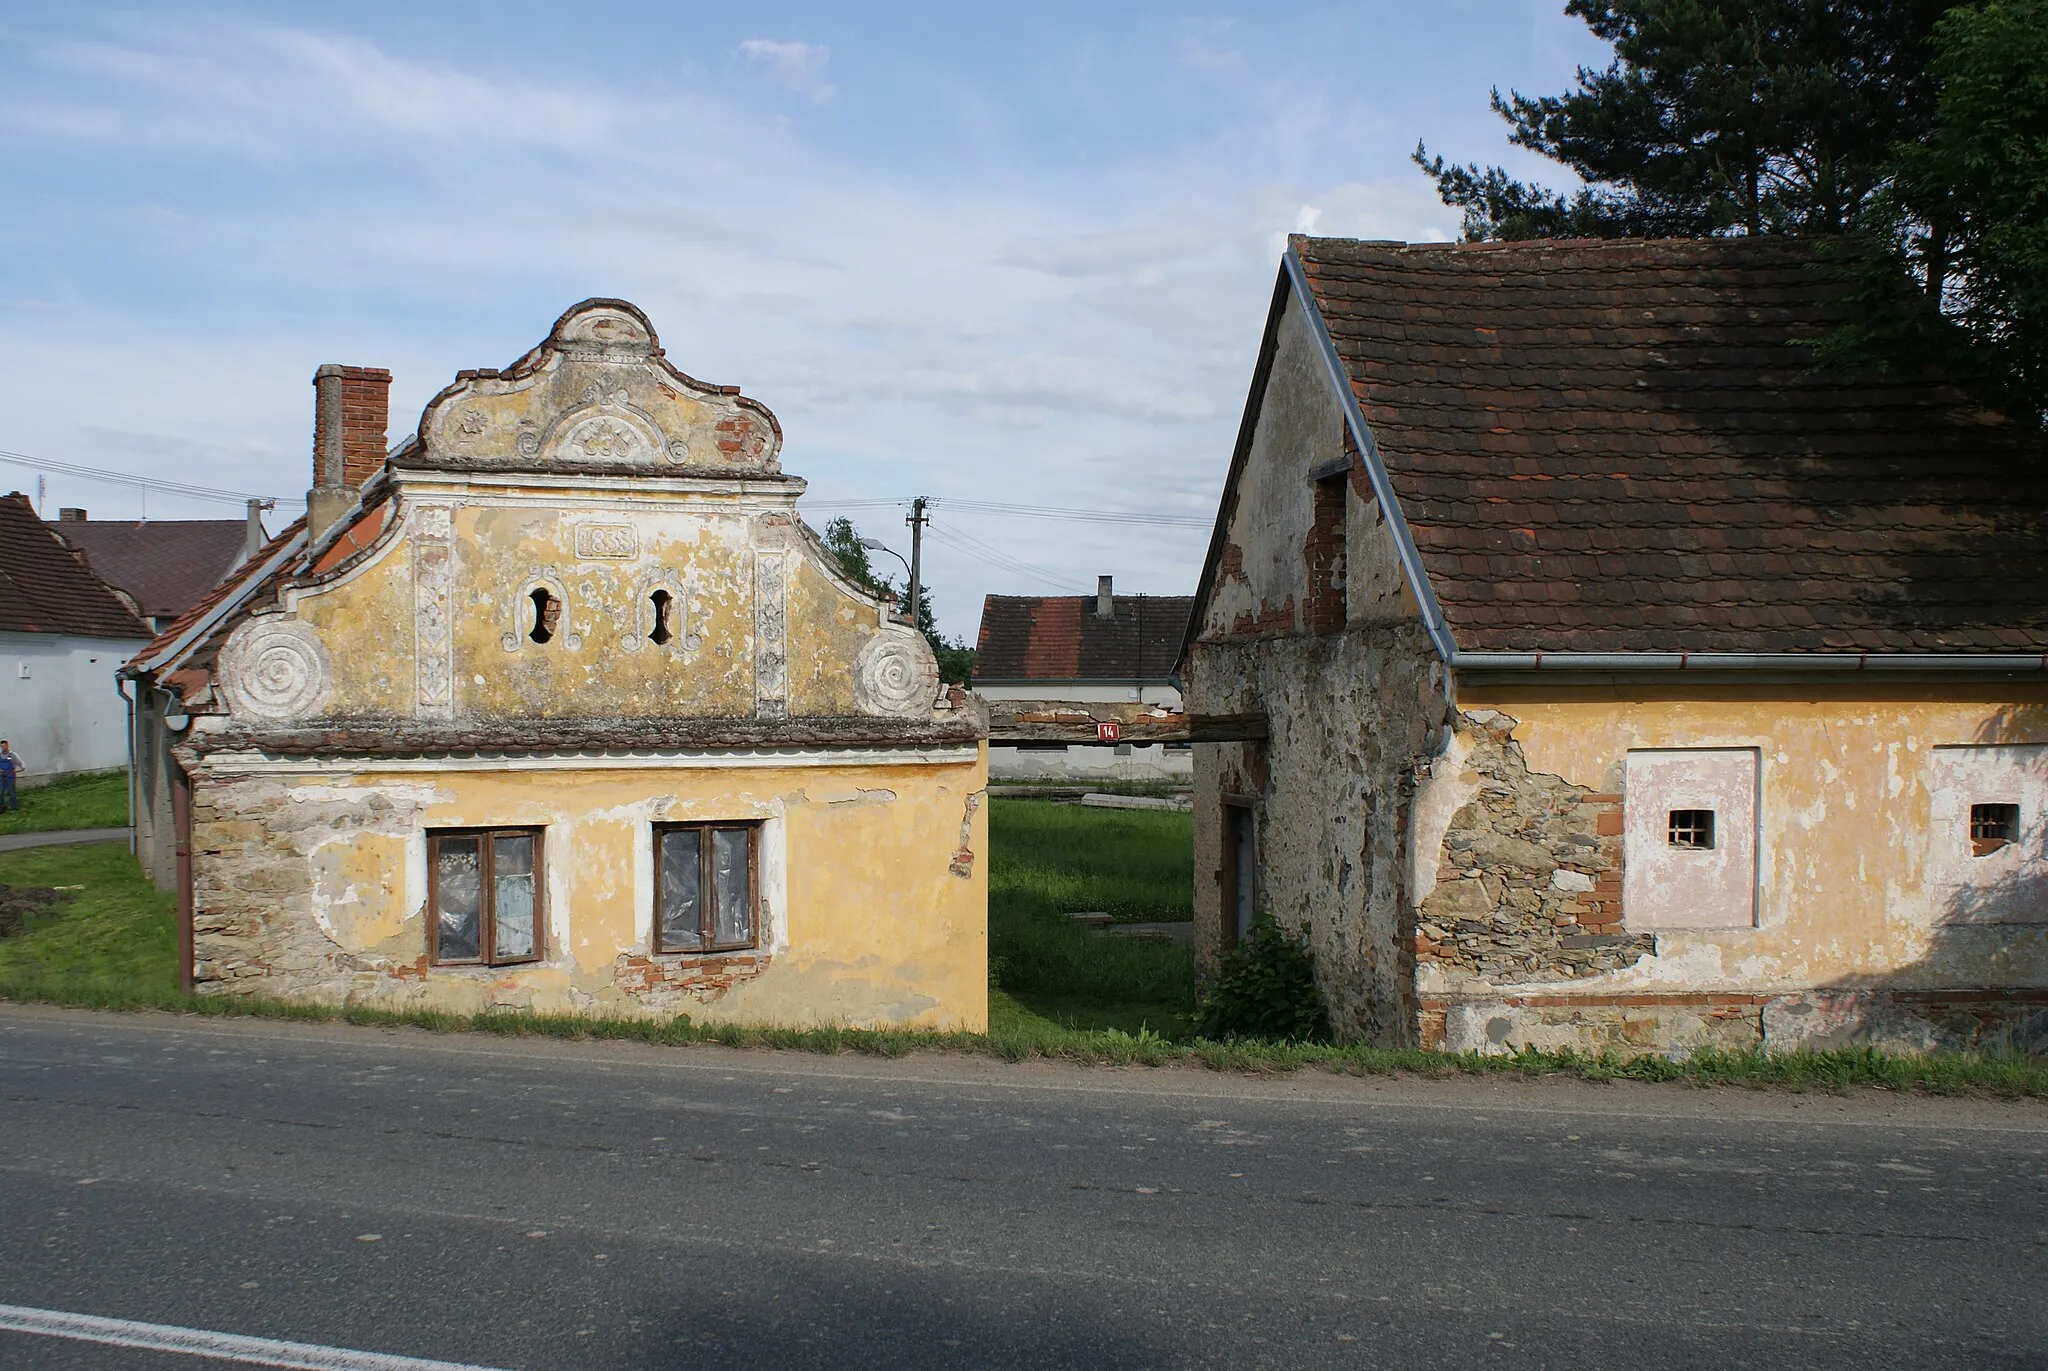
[1970,803,2020,857]
[1667,809,1716,850]
[655,822,760,953]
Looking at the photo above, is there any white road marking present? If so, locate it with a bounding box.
[0,1303,510,1370]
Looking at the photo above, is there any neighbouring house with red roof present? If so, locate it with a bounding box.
[0,492,153,781]
[975,580,1194,781]
[50,504,267,632]
[1184,235,2048,1056]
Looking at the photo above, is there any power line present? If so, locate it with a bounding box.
[0,448,302,509]
[924,523,1084,594]
[932,497,1211,529]
[801,494,1209,529]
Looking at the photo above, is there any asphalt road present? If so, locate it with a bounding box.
[0,1006,2042,1370]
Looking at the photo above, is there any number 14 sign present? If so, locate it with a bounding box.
[1096,721,1122,743]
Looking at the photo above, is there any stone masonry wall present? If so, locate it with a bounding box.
[1189,620,1444,1045]
[1414,709,1654,988]
[188,769,431,999]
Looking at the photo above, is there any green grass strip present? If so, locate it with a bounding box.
[1,978,2041,1099]
[0,770,130,836]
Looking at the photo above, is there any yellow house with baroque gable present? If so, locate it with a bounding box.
[124,300,988,1029]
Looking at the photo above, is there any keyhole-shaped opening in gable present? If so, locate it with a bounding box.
[528,587,561,644]
[649,589,674,646]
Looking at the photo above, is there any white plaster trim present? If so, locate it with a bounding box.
[198,746,980,776]
[392,471,806,506]
[1407,727,1476,910]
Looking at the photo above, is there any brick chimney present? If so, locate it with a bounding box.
[308,363,391,539]
[1096,574,1114,619]
[57,507,86,522]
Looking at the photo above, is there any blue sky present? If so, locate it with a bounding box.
[0,2,1605,638]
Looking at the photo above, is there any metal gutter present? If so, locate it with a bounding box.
[1451,651,2048,673]
[123,528,309,678]
[1284,246,1460,665]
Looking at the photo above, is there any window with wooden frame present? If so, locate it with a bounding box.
[429,829,544,966]
[655,822,760,953]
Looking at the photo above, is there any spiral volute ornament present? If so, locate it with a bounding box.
[855,627,939,718]
[219,620,331,722]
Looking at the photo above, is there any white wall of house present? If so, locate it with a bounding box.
[988,741,1193,782]
[0,631,147,781]
[974,682,1183,706]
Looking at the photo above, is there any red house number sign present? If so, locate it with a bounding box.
[1096,721,1122,743]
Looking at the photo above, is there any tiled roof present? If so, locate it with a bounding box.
[0,493,152,640]
[125,517,307,680]
[49,519,251,622]
[977,594,1193,681]
[1293,235,2048,654]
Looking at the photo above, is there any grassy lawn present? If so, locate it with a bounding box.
[0,841,175,999]
[990,798,1192,920]
[0,770,129,836]
[988,797,1198,1037]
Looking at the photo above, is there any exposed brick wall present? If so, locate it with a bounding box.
[313,364,392,490]
[614,951,771,1011]
[1229,594,1295,638]
[1301,473,1347,634]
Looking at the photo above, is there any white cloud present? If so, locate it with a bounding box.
[0,15,1455,634]
[739,39,836,103]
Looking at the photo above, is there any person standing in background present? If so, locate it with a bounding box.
[0,741,21,812]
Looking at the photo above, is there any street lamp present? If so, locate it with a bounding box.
[859,538,916,624]
[859,538,910,582]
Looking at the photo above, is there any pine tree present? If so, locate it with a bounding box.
[1415,1,1954,241]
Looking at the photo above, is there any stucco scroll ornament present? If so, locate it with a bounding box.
[754,552,789,718]
[413,503,456,717]
[219,620,332,723]
[854,626,939,719]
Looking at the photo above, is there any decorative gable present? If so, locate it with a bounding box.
[407,300,782,476]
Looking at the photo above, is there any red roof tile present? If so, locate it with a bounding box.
[1293,235,2048,654]
[977,594,1193,681]
[0,493,152,640]
[49,518,252,622]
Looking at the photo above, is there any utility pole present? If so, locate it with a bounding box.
[906,496,928,629]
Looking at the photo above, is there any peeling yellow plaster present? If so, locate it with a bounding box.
[1460,684,2048,992]
[246,757,987,1030]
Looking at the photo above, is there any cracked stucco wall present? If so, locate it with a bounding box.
[1424,689,2048,1055]
[188,753,988,1030]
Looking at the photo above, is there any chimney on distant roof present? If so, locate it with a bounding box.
[56,507,86,522]
[243,499,269,564]
[308,363,391,539]
[1096,575,1114,619]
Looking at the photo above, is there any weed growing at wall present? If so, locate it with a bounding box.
[1195,918,1332,1043]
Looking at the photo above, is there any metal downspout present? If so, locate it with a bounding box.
[116,676,136,856]
[171,761,193,995]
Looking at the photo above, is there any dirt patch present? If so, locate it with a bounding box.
[0,886,61,938]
